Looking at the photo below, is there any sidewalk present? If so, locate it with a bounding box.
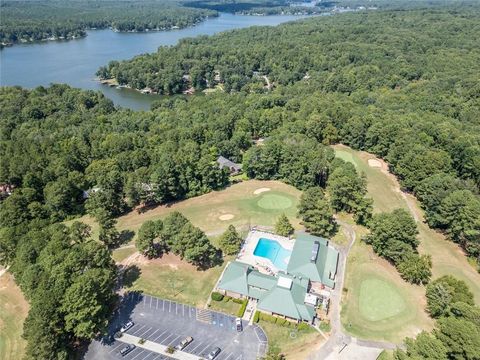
[117,333,200,360]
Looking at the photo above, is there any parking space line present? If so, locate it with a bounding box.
[224,353,235,360]
[152,329,169,342]
[163,300,165,311]
[176,302,179,315]
[190,340,206,352]
[155,298,159,309]
[149,296,153,308]
[108,342,124,353]
[161,333,177,345]
[130,324,146,335]
[169,301,172,313]
[167,335,181,346]
[199,341,214,355]
[130,349,145,360]
[234,355,243,360]
[146,328,161,340]
[137,326,153,338]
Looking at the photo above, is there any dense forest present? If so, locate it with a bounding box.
[1,4,480,359]
[0,0,217,45]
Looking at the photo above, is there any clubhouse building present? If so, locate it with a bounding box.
[216,230,339,323]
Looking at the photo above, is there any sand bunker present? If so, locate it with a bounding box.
[368,159,382,168]
[254,187,271,195]
[219,214,235,221]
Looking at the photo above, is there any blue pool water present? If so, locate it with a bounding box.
[253,238,292,271]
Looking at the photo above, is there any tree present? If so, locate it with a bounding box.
[69,221,92,244]
[218,225,242,255]
[275,214,294,237]
[176,222,218,268]
[435,316,480,360]
[298,187,337,237]
[97,209,120,248]
[437,190,480,257]
[326,162,367,213]
[136,220,164,258]
[61,268,116,339]
[397,253,432,285]
[162,211,189,247]
[426,276,474,318]
[364,209,419,264]
[393,331,448,360]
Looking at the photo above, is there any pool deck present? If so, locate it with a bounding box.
[237,229,295,275]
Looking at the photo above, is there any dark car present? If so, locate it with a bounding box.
[235,318,243,332]
[208,347,221,360]
[120,344,135,356]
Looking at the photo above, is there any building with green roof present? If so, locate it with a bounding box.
[216,231,339,323]
[287,232,339,289]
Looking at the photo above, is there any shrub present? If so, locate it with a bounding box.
[211,291,224,301]
[166,346,175,354]
[232,298,244,304]
[138,338,146,345]
[237,299,248,317]
[253,311,260,323]
[223,296,232,302]
[297,322,311,331]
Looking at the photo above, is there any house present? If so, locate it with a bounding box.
[216,156,242,175]
[216,231,339,323]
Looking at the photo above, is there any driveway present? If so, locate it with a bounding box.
[85,292,267,360]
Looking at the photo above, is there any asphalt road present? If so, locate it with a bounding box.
[85,292,267,360]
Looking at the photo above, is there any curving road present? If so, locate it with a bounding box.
[310,220,398,360]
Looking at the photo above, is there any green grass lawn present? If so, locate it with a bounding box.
[209,298,241,316]
[258,320,322,360]
[0,272,28,360]
[334,145,480,303]
[112,246,136,263]
[70,180,301,242]
[124,253,229,307]
[341,239,433,342]
[359,278,407,322]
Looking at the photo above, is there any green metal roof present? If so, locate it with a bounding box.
[287,232,339,288]
[218,261,251,297]
[257,274,315,322]
[248,271,276,290]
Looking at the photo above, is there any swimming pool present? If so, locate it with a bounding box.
[253,238,292,271]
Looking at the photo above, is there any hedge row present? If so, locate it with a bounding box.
[253,311,312,331]
[237,299,248,317]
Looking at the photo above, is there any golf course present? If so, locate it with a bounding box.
[335,144,480,342]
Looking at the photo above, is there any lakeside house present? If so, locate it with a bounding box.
[216,156,243,175]
[216,231,339,323]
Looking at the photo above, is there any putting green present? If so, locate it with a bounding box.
[359,277,407,321]
[257,193,293,210]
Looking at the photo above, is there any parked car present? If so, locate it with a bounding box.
[235,318,243,332]
[120,344,135,356]
[208,347,221,359]
[120,321,134,333]
[176,336,193,350]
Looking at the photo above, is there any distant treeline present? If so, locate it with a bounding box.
[0,0,218,45]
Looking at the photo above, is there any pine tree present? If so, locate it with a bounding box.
[275,214,294,237]
[218,225,242,255]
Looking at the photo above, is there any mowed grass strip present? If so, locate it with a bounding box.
[334,145,480,303]
[0,272,28,360]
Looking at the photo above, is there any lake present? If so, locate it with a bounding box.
[0,13,312,110]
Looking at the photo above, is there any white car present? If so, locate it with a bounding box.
[120,321,134,333]
[235,318,243,332]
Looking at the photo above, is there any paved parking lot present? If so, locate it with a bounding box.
[85,292,267,360]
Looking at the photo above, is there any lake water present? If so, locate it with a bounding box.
[0,13,311,110]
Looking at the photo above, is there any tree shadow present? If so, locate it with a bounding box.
[118,229,135,246]
[122,265,142,288]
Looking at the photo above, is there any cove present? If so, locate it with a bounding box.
[0,13,312,110]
